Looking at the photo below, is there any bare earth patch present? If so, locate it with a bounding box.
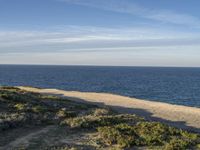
[1,126,55,150]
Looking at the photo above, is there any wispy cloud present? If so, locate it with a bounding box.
[59,0,200,28]
[0,25,200,54]
[1,46,200,66]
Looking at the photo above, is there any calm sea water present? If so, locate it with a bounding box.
[0,65,200,108]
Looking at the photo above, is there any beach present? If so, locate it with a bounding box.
[19,86,200,133]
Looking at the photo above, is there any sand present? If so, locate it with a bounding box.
[19,86,200,133]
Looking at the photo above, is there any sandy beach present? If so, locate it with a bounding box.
[19,86,200,133]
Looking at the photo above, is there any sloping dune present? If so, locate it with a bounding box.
[19,86,200,133]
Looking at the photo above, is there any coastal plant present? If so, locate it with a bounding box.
[61,114,142,128]
[97,122,200,149]
[90,108,113,116]
[97,123,137,148]
[32,105,48,113]
[134,122,171,146]
[56,108,77,118]
[180,130,199,142]
[0,113,28,131]
[164,138,192,150]
[0,87,96,131]
[1,86,200,149]
[14,103,28,111]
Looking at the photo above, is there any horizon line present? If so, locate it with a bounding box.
[1,64,200,68]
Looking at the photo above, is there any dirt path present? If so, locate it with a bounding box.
[19,87,200,133]
[1,125,55,150]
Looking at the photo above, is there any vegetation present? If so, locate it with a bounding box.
[62,114,143,128]
[0,87,93,132]
[98,123,200,149]
[0,86,200,150]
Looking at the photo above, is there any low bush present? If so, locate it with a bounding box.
[164,138,192,150]
[32,105,48,113]
[97,122,200,149]
[98,124,137,148]
[56,108,77,118]
[14,103,28,111]
[90,108,113,116]
[0,113,28,131]
[0,87,97,131]
[135,122,172,146]
[1,87,200,149]
[61,114,142,128]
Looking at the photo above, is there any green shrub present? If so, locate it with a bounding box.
[14,103,27,111]
[134,122,171,146]
[164,138,191,150]
[97,122,200,149]
[0,113,27,131]
[56,108,77,118]
[196,144,200,149]
[32,105,47,113]
[1,87,200,150]
[90,108,113,116]
[180,130,199,142]
[0,86,20,90]
[62,114,142,128]
[98,124,137,148]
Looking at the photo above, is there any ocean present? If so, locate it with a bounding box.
[1,65,200,108]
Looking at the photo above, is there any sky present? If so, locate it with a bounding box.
[0,0,200,66]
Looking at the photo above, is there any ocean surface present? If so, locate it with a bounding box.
[1,65,200,108]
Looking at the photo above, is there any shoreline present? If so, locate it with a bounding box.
[19,86,200,133]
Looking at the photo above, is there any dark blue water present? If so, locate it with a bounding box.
[1,65,200,108]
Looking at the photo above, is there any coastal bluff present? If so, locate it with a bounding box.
[19,86,200,133]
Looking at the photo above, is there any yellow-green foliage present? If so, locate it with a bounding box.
[91,108,112,116]
[14,103,27,111]
[56,108,77,118]
[98,124,136,148]
[1,86,200,150]
[62,114,142,128]
[135,122,171,145]
[97,122,200,149]
[0,86,94,131]
[164,138,192,150]
[196,144,200,149]
[180,130,199,141]
[32,105,46,113]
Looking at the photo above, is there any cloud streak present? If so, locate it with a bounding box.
[1,47,200,67]
[0,25,200,54]
[60,0,200,28]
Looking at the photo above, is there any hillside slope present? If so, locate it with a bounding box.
[0,87,200,150]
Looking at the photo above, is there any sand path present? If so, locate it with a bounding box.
[19,87,200,133]
[1,125,55,150]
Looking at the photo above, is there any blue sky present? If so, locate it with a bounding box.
[1,0,200,66]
